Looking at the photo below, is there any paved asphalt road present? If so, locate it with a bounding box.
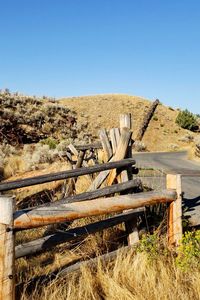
[132,151,200,226]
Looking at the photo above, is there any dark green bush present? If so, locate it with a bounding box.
[175,109,198,131]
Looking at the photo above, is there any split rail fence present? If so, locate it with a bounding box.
[0,114,183,300]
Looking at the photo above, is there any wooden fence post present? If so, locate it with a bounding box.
[0,195,15,300]
[120,113,132,130]
[119,113,139,245]
[166,174,182,247]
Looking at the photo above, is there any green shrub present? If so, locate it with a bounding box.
[40,137,58,149]
[176,230,200,271]
[176,109,198,131]
[137,233,169,259]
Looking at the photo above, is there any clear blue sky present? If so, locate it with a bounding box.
[0,0,200,113]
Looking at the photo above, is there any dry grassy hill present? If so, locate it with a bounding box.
[1,93,199,182]
[0,92,199,300]
[60,94,198,152]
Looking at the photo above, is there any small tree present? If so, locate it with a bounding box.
[176,109,198,131]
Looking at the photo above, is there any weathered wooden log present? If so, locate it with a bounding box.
[68,144,79,156]
[0,196,15,300]
[136,99,160,141]
[65,150,87,196]
[119,113,132,130]
[16,245,133,292]
[15,209,144,259]
[0,158,135,192]
[116,113,132,184]
[57,245,132,278]
[75,150,86,169]
[110,128,119,154]
[107,127,132,186]
[39,179,142,206]
[67,144,89,169]
[88,128,132,191]
[99,129,113,161]
[14,189,177,229]
[75,143,102,151]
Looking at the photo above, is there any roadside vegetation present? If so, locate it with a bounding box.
[18,230,200,300]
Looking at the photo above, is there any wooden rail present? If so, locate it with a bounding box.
[15,209,144,259]
[13,189,177,229]
[0,158,136,192]
[37,179,142,206]
[75,142,102,150]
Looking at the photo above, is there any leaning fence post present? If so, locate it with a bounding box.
[166,174,182,247]
[0,195,15,300]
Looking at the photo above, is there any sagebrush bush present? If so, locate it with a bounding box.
[176,230,200,271]
[40,137,58,149]
[23,144,58,170]
[176,109,198,131]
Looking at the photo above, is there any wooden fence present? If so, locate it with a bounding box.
[0,114,183,300]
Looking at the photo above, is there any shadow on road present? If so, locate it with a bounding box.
[183,195,200,211]
[182,195,200,226]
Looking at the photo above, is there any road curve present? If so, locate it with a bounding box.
[132,151,200,226]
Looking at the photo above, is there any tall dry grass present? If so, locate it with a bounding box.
[20,248,200,300]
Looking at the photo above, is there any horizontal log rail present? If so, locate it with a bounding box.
[58,245,131,279]
[15,209,144,259]
[0,158,135,192]
[74,142,102,151]
[14,189,176,230]
[37,179,142,207]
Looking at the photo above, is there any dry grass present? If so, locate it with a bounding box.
[15,209,200,300]
[5,161,70,203]
[19,248,200,300]
[59,94,198,152]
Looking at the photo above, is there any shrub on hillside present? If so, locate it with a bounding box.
[40,137,58,149]
[176,109,198,131]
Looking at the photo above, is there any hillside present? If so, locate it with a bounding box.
[1,92,200,181]
[1,91,198,153]
[60,94,198,152]
[0,92,91,146]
